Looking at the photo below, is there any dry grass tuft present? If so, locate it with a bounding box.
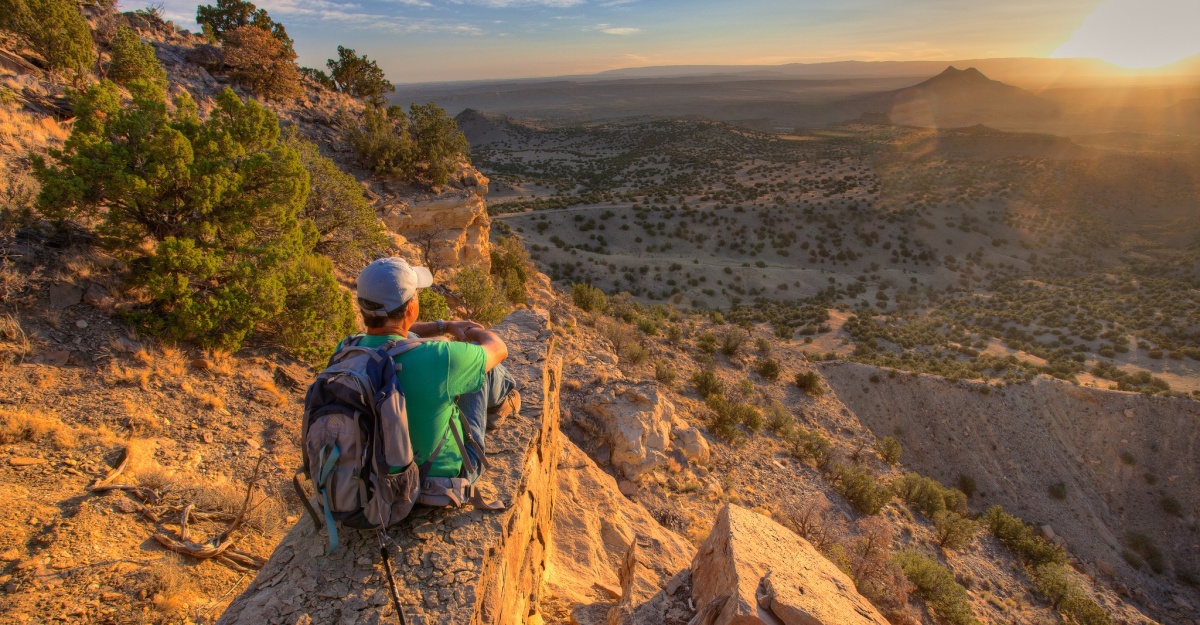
[0,407,76,449]
[123,400,160,434]
[141,554,197,618]
[664,457,682,474]
[107,361,152,390]
[249,371,286,406]
[197,391,226,412]
[207,350,235,377]
[134,348,155,367]
[156,344,187,378]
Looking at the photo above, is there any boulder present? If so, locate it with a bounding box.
[691,504,888,625]
[381,163,492,276]
[674,427,710,466]
[583,383,675,479]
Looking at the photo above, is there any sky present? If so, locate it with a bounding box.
[142,0,1200,83]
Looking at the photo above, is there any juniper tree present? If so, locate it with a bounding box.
[326,45,394,104]
[107,26,167,88]
[33,81,355,362]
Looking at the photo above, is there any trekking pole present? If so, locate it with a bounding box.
[377,530,407,625]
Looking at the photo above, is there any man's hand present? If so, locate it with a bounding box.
[448,320,484,342]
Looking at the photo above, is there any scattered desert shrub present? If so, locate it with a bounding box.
[107,26,167,88]
[696,331,718,354]
[983,506,1066,566]
[846,518,914,620]
[795,371,823,396]
[654,360,677,386]
[875,436,902,466]
[1160,495,1182,517]
[755,358,780,381]
[344,104,414,178]
[1048,481,1067,500]
[933,511,980,551]
[704,395,743,444]
[1125,532,1165,574]
[454,266,509,326]
[692,368,722,399]
[787,428,832,467]
[223,25,302,100]
[1032,563,1112,625]
[755,337,772,355]
[416,289,449,322]
[719,327,746,356]
[832,464,892,515]
[895,549,979,625]
[491,236,531,304]
[764,401,794,437]
[572,283,607,312]
[892,473,967,518]
[956,474,977,499]
[734,403,762,432]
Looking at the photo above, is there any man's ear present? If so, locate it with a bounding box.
[406,295,420,325]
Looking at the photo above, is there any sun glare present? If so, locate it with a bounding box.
[1052,0,1200,69]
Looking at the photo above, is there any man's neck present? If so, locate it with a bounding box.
[366,322,410,337]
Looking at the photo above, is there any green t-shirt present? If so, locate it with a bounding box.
[337,334,487,477]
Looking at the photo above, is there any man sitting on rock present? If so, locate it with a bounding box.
[342,257,519,486]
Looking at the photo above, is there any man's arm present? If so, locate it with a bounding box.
[462,324,507,372]
[408,320,443,337]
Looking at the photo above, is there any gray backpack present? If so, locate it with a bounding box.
[294,336,501,554]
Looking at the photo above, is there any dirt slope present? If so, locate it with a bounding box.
[820,361,1200,613]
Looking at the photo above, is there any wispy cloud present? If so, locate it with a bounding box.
[590,22,639,35]
[448,0,585,7]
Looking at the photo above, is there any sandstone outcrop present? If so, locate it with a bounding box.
[581,383,678,479]
[545,437,694,623]
[382,163,492,276]
[691,504,888,625]
[218,309,561,625]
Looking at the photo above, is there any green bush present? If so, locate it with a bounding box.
[696,332,718,354]
[933,511,980,551]
[1161,495,1182,516]
[343,104,415,179]
[34,84,353,364]
[326,45,394,103]
[6,0,94,75]
[572,282,607,312]
[755,358,780,381]
[416,289,449,322]
[1048,482,1067,500]
[895,549,979,625]
[764,401,794,437]
[832,464,892,515]
[409,102,470,187]
[1125,532,1165,574]
[284,130,387,265]
[787,428,831,467]
[196,0,292,48]
[655,360,677,386]
[108,26,166,88]
[719,328,746,356]
[875,436,902,466]
[491,236,530,304]
[956,474,977,498]
[733,403,763,432]
[983,506,1066,567]
[692,368,722,399]
[892,473,967,518]
[1032,564,1111,625]
[453,266,509,326]
[795,371,824,397]
[704,395,743,444]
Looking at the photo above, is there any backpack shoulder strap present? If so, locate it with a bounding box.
[384,337,440,359]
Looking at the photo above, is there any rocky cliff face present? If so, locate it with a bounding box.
[218,309,560,625]
[382,163,493,277]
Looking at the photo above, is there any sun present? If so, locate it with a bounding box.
[1052,0,1200,69]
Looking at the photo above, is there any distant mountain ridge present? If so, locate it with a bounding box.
[855,66,1060,127]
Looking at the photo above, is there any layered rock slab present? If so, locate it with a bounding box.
[218,309,561,625]
[545,437,694,623]
[691,504,887,625]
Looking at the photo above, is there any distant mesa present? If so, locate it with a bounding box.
[861,65,1060,128]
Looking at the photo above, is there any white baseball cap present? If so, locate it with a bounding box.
[356,257,434,317]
